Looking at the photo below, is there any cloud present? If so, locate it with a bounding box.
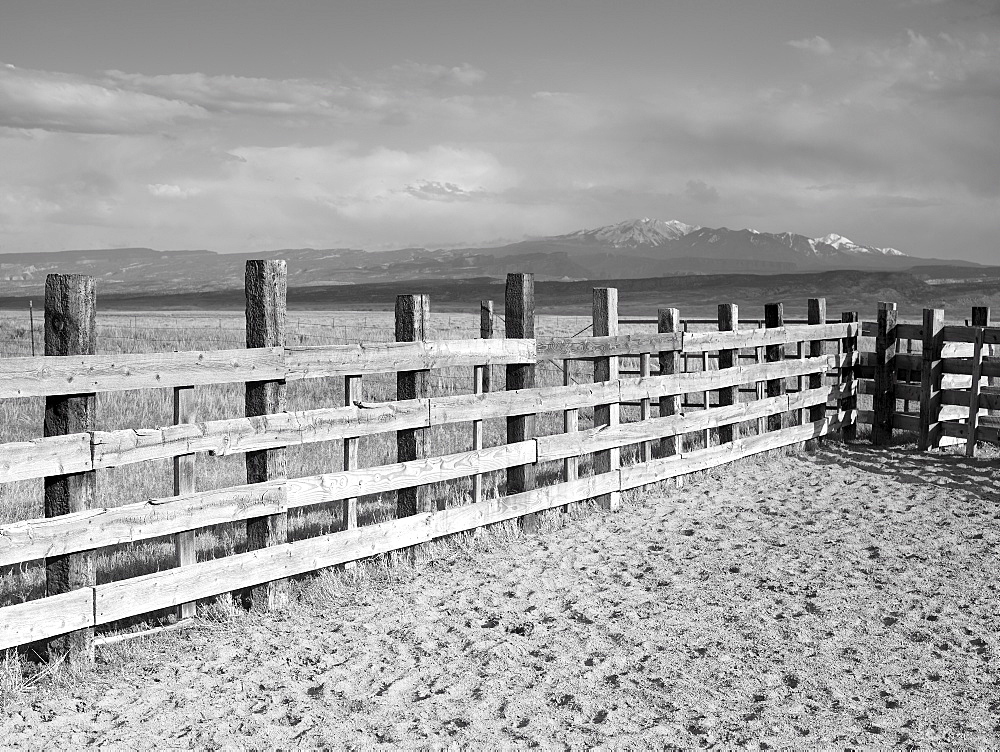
[147,183,201,198]
[788,36,833,55]
[683,179,720,203]
[389,62,486,86]
[0,64,205,134]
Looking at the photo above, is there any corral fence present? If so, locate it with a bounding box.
[0,263,995,663]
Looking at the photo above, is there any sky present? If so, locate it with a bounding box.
[0,0,998,262]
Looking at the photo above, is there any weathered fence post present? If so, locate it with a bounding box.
[343,372,361,531]
[806,297,827,450]
[173,384,197,619]
[657,308,682,485]
[593,287,620,511]
[638,349,652,464]
[480,300,493,394]
[972,307,997,417]
[44,274,97,662]
[764,303,785,432]
[716,304,739,445]
[918,308,945,451]
[472,300,493,506]
[396,294,431,516]
[872,301,898,446]
[244,260,288,611]
[840,312,859,442]
[966,327,985,457]
[506,273,537,531]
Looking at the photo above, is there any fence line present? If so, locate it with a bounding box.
[5,263,943,662]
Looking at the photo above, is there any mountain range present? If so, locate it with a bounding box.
[0,218,981,297]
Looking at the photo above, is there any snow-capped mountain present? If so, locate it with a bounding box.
[812,233,906,257]
[562,218,699,248]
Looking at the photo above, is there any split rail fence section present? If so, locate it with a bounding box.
[0,265,860,659]
[856,304,1000,455]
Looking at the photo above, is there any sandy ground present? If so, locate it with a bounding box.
[2,441,998,749]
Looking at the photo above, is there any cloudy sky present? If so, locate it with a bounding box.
[1,0,998,261]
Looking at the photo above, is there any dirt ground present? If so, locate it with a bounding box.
[2,441,998,749]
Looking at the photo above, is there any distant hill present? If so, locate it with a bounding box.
[0,217,985,299]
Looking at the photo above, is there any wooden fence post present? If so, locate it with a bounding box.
[244,260,288,611]
[717,304,738,445]
[639,349,652,463]
[806,297,827,450]
[972,307,997,417]
[44,274,97,662]
[506,273,537,531]
[840,312,859,442]
[480,300,493,394]
[173,385,197,619]
[966,327,985,457]
[764,303,785,432]
[343,373,361,531]
[473,300,493,506]
[657,309,682,482]
[396,294,431,516]
[593,287,620,511]
[872,301,898,446]
[918,308,945,451]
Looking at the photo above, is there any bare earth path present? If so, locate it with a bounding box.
[3,442,998,749]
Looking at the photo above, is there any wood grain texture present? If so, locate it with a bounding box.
[342,374,362,530]
[657,308,682,462]
[592,287,620,511]
[43,273,97,662]
[244,259,289,611]
[918,308,945,451]
[0,589,95,652]
[0,348,285,399]
[536,385,841,461]
[538,332,682,359]
[0,443,536,568]
[965,327,985,457]
[840,312,859,442]
[872,301,898,446]
[682,322,856,353]
[0,433,92,482]
[716,304,738,445]
[92,399,430,468]
[173,384,197,620]
[284,442,536,510]
[764,303,786,433]
[970,308,998,418]
[620,411,853,491]
[807,299,828,425]
[286,338,534,379]
[396,294,431,517]
[93,514,437,624]
[506,273,537,531]
[0,484,286,568]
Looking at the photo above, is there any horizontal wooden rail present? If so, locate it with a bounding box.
[2,353,849,479]
[284,339,536,379]
[0,589,96,652]
[0,411,846,645]
[0,442,537,567]
[536,384,849,462]
[0,324,854,399]
[682,322,857,353]
[537,332,683,359]
[0,347,285,399]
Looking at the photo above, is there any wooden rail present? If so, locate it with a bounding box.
[0,265,865,658]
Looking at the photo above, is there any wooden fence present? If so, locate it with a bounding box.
[1,264,864,660]
[855,303,1000,454]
